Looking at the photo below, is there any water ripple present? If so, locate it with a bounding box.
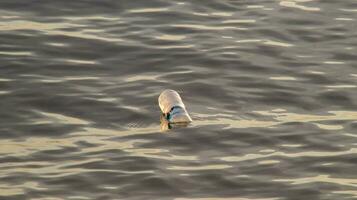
[1,0,357,199]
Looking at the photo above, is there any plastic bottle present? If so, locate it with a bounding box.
[158,89,192,124]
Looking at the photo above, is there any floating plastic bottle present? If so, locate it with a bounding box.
[158,89,192,124]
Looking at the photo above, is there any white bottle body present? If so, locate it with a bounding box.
[158,89,192,123]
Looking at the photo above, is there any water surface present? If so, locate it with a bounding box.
[1,0,357,199]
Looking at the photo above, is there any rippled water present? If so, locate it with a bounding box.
[1,0,357,199]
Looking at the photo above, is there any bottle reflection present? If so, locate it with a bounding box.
[160,114,189,131]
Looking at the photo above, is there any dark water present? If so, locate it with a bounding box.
[1,0,357,199]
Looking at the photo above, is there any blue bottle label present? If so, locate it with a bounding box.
[168,106,183,121]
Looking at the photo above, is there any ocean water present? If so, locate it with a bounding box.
[1,0,357,199]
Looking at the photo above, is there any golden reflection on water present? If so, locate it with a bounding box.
[0,127,162,196]
[274,174,357,187]
[1,108,356,196]
[64,76,99,81]
[3,109,354,159]
[153,44,195,49]
[125,74,161,82]
[0,20,123,42]
[247,5,265,9]
[339,9,357,12]
[34,111,90,125]
[258,160,280,165]
[333,190,357,198]
[279,0,320,12]
[255,110,357,124]
[0,181,47,196]
[0,78,13,82]
[171,24,247,31]
[128,8,169,13]
[325,85,356,89]
[0,157,153,178]
[269,76,297,81]
[222,19,256,24]
[280,144,303,148]
[211,12,233,17]
[260,149,276,153]
[335,18,354,21]
[0,184,25,196]
[0,128,194,197]
[344,133,357,138]
[63,59,97,65]
[313,123,344,130]
[0,20,79,31]
[0,122,197,162]
[167,164,231,171]
[235,39,293,47]
[0,91,11,95]
[176,197,280,200]
[63,16,120,21]
[263,40,294,47]
[125,70,193,83]
[245,5,273,11]
[25,75,99,83]
[324,61,345,65]
[306,70,325,74]
[155,34,186,41]
[194,110,357,130]
[50,29,123,42]
[0,51,32,56]
[221,148,357,162]
[46,42,68,47]
[192,12,233,17]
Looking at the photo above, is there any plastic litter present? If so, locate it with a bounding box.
[158,89,192,124]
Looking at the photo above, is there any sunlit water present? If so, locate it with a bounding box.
[1,1,357,199]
